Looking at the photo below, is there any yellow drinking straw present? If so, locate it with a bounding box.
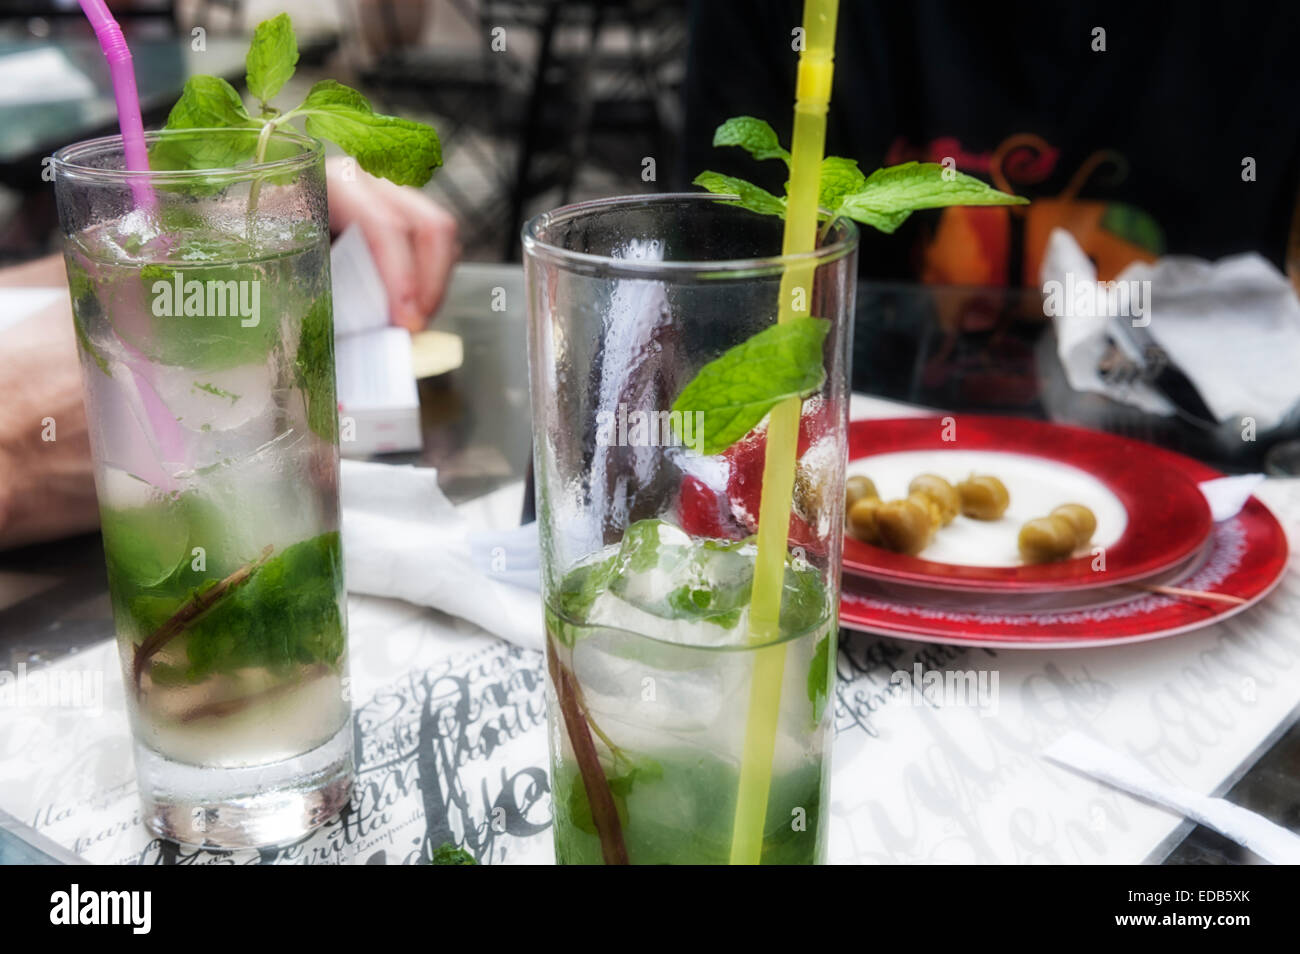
[730,0,840,865]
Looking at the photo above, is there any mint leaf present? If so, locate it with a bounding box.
[672,316,829,455]
[621,519,665,574]
[781,560,829,636]
[177,531,345,681]
[73,311,111,377]
[555,553,617,630]
[607,756,664,798]
[298,80,442,187]
[66,258,111,377]
[567,755,664,835]
[294,295,339,443]
[101,504,191,590]
[430,843,477,865]
[817,156,867,211]
[132,260,280,371]
[246,12,298,107]
[164,75,253,129]
[836,161,1028,234]
[154,75,259,172]
[666,585,743,628]
[833,202,911,234]
[713,116,790,164]
[193,381,240,404]
[692,171,786,218]
[807,634,831,723]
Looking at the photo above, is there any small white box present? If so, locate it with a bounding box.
[330,226,423,457]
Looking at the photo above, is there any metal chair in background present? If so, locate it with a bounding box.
[342,0,685,260]
[497,0,686,260]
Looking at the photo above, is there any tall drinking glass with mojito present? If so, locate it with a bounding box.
[523,194,858,864]
[54,127,349,846]
[51,11,441,847]
[523,0,1025,861]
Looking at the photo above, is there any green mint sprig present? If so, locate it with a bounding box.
[154,13,441,187]
[694,116,1026,235]
[674,116,1030,460]
[107,511,347,686]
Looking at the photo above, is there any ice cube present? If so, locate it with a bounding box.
[605,520,755,639]
[151,361,274,436]
[107,208,166,261]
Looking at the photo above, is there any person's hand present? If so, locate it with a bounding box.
[325,156,460,331]
[0,299,98,549]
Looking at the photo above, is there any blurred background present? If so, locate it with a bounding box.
[0,0,688,262]
[3,0,1300,472]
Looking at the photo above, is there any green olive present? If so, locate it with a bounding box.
[1018,514,1079,563]
[847,497,882,544]
[907,474,959,525]
[1051,503,1097,547]
[906,491,944,533]
[957,474,1010,520]
[875,498,934,555]
[845,475,879,510]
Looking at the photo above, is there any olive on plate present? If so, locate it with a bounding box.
[907,474,959,525]
[847,496,883,545]
[875,498,934,555]
[1017,514,1079,563]
[906,491,944,532]
[1051,503,1097,547]
[957,474,1010,520]
[845,475,879,510]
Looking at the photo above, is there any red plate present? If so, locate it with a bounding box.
[838,448,1289,648]
[844,417,1213,591]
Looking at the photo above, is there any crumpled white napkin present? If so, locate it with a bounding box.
[467,522,541,592]
[1043,228,1300,430]
[340,460,543,651]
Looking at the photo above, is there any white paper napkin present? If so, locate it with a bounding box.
[467,522,542,592]
[1043,229,1174,417]
[1044,731,1300,864]
[340,460,542,650]
[1199,474,1266,522]
[1043,228,1300,429]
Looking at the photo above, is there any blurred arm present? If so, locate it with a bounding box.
[0,254,66,288]
[0,299,99,550]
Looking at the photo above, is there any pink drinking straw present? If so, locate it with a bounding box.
[78,0,155,211]
[78,0,186,487]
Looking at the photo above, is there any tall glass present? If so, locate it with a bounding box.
[523,195,857,864]
[52,129,351,848]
